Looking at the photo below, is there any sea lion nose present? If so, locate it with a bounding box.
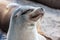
[36,7,44,17]
[40,8,44,11]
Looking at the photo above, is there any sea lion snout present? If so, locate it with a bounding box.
[28,7,44,21]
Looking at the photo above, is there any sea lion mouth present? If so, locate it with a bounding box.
[30,13,40,18]
[29,12,44,21]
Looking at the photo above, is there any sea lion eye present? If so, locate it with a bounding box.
[21,9,33,15]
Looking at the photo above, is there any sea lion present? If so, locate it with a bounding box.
[7,6,46,40]
[0,0,19,33]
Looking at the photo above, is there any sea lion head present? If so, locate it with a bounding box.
[11,6,44,24]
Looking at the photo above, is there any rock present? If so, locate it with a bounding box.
[30,0,60,9]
